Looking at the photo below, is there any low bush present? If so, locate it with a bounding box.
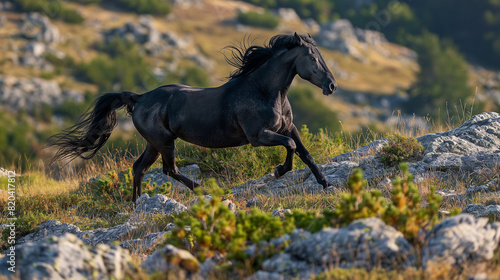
[168,181,238,261]
[237,11,279,29]
[58,7,85,24]
[95,169,171,202]
[383,163,442,241]
[168,179,294,264]
[107,0,170,15]
[381,134,424,166]
[12,0,84,24]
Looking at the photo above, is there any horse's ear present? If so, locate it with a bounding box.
[294,32,304,45]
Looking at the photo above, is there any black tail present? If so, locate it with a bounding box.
[46,91,141,164]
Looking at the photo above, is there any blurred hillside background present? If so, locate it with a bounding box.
[0,0,499,169]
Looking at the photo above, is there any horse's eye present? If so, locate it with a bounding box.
[310,56,316,61]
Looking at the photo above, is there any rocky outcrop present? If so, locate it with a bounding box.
[0,233,134,280]
[15,195,186,249]
[254,218,415,279]
[316,19,417,63]
[0,75,83,112]
[274,8,300,22]
[232,112,500,196]
[102,17,213,69]
[103,15,160,45]
[18,13,63,70]
[422,214,500,268]
[462,204,500,219]
[20,13,60,45]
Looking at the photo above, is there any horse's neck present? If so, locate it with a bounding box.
[250,51,297,100]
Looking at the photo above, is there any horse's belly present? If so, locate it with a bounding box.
[171,117,249,148]
[179,131,249,148]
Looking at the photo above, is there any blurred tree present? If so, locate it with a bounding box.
[237,11,280,29]
[288,86,341,133]
[404,31,472,120]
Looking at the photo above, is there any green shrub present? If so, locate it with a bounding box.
[288,209,327,233]
[107,0,170,15]
[0,111,35,168]
[75,53,149,91]
[169,181,236,261]
[333,168,386,226]
[237,11,280,29]
[383,163,442,242]
[168,179,295,263]
[58,7,85,24]
[381,134,424,166]
[12,0,84,24]
[94,168,171,202]
[231,207,294,265]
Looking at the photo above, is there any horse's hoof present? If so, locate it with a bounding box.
[324,185,336,192]
[322,181,334,189]
[274,165,286,178]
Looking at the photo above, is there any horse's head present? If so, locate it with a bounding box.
[293,33,338,96]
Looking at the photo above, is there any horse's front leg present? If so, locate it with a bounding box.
[289,125,332,189]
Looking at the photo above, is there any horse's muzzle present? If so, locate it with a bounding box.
[323,82,337,95]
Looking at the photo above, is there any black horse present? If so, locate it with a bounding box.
[47,33,338,202]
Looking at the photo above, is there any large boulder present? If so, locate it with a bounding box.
[256,218,415,279]
[0,233,134,280]
[422,214,500,268]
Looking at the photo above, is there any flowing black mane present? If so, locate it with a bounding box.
[224,34,317,79]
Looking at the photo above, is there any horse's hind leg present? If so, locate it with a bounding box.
[132,144,160,202]
[158,140,208,195]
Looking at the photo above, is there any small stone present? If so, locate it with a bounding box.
[271,208,292,219]
[246,197,261,208]
[141,244,200,273]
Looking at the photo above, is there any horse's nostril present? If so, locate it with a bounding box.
[329,83,337,92]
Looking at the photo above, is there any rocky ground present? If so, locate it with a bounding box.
[1,112,500,279]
